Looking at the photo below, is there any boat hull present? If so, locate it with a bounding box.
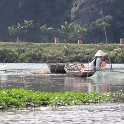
[64,63,95,77]
[65,70,95,77]
[47,63,66,73]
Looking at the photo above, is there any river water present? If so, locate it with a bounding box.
[0,63,124,124]
[0,63,124,93]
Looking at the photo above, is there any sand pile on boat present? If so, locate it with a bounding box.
[33,70,50,74]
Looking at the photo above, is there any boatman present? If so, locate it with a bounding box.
[89,50,106,71]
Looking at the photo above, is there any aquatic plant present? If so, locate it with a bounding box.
[0,88,123,110]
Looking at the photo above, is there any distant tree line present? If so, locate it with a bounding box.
[8,20,87,43]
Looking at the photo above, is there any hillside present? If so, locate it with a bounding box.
[0,0,124,43]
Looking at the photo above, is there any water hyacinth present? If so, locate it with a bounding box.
[0,88,123,110]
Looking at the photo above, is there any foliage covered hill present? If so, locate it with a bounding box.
[0,0,124,43]
[72,0,124,43]
[0,42,124,63]
[0,0,72,42]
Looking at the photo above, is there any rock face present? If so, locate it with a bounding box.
[72,0,114,43]
[77,0,107,26]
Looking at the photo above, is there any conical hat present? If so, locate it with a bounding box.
[94,50,106,56]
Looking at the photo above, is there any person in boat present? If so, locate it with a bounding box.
[89,50,106,71]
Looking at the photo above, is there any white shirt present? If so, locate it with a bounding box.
[89,57,102,70]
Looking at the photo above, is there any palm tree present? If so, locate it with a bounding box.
[23,20,34,41]
[8,25,18,41]
[61,22,75,43]
[40,24,54,42]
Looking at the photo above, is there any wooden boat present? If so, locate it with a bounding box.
[46,58,66,73]
[64,63,95,77]
[48,63,66,73]
[64,69,95,77]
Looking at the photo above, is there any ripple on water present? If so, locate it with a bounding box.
[0,103,124,124]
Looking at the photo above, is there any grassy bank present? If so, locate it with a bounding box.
[0,42,124,63]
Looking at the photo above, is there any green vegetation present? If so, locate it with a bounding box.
[0,88,123,110]
[8,20,34,42]
[0,0,124,43]
[0,42,124,63]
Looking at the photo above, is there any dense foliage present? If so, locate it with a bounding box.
[0,88,123,109]
[0,0,124,43]
[0,42,124,63]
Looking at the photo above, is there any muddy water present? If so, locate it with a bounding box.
[0,63,124,124]
[0,63,124,93]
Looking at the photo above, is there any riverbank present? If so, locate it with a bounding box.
[0,42,124,63]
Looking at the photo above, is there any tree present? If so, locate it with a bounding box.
[8,25,18,41]
[21,20,34,41]
[8,20,34,42]
[61,22,87,43]
[40,24,54,42]
[76,25,87,40]
[61,22,75,43]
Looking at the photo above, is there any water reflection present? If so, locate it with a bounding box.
[0,63,124,93]
[0,72,124,93]
[64,77,111,93]
[64,77,93,92]
[0,71,8,89]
